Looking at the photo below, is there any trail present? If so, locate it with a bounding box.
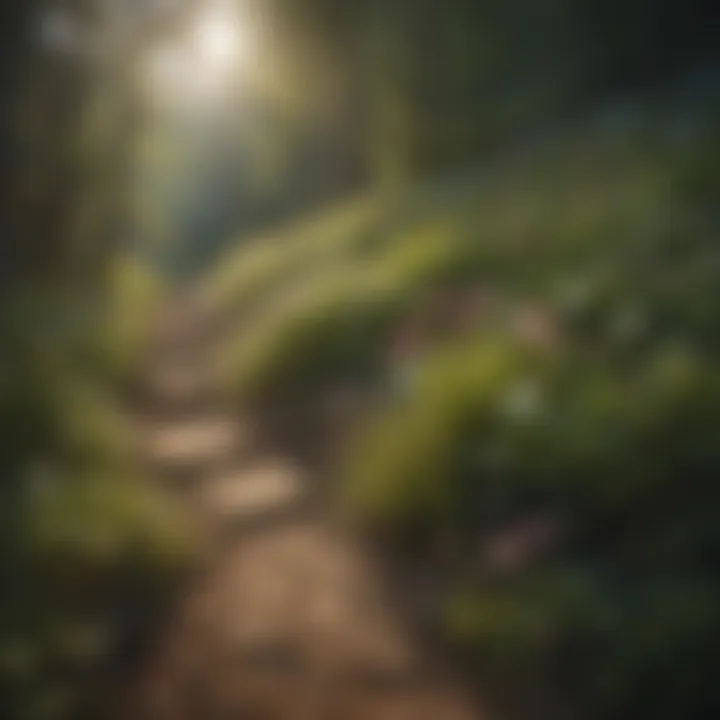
[122,293,481,719]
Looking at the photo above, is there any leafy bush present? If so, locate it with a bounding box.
[208,93,720,718]
[213,100,716,415]
[218,218,472,406]
[340,327,720,716]
[0,284,195,720]
[203,195,385,317]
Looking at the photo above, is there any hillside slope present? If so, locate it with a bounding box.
[203,79,720,719]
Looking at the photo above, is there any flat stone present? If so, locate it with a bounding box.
[147,416,240,467]
[202,461,303,518]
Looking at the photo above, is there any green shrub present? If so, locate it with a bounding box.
[0,284,195,720]
[340,336,556,537]
[341,336,720,717]
[203,194,385,316]
[218,219,473,406]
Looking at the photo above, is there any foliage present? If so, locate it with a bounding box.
[99,258,166,386]
[0,288,195,720]
[213,91,719,717]
[335,113,720,717]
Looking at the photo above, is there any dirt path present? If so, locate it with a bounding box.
[122,296,482,719]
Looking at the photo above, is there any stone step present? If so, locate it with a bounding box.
[143,416,246,470]
[201,460,305,521]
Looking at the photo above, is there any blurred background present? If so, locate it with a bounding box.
[1,1,718,718]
